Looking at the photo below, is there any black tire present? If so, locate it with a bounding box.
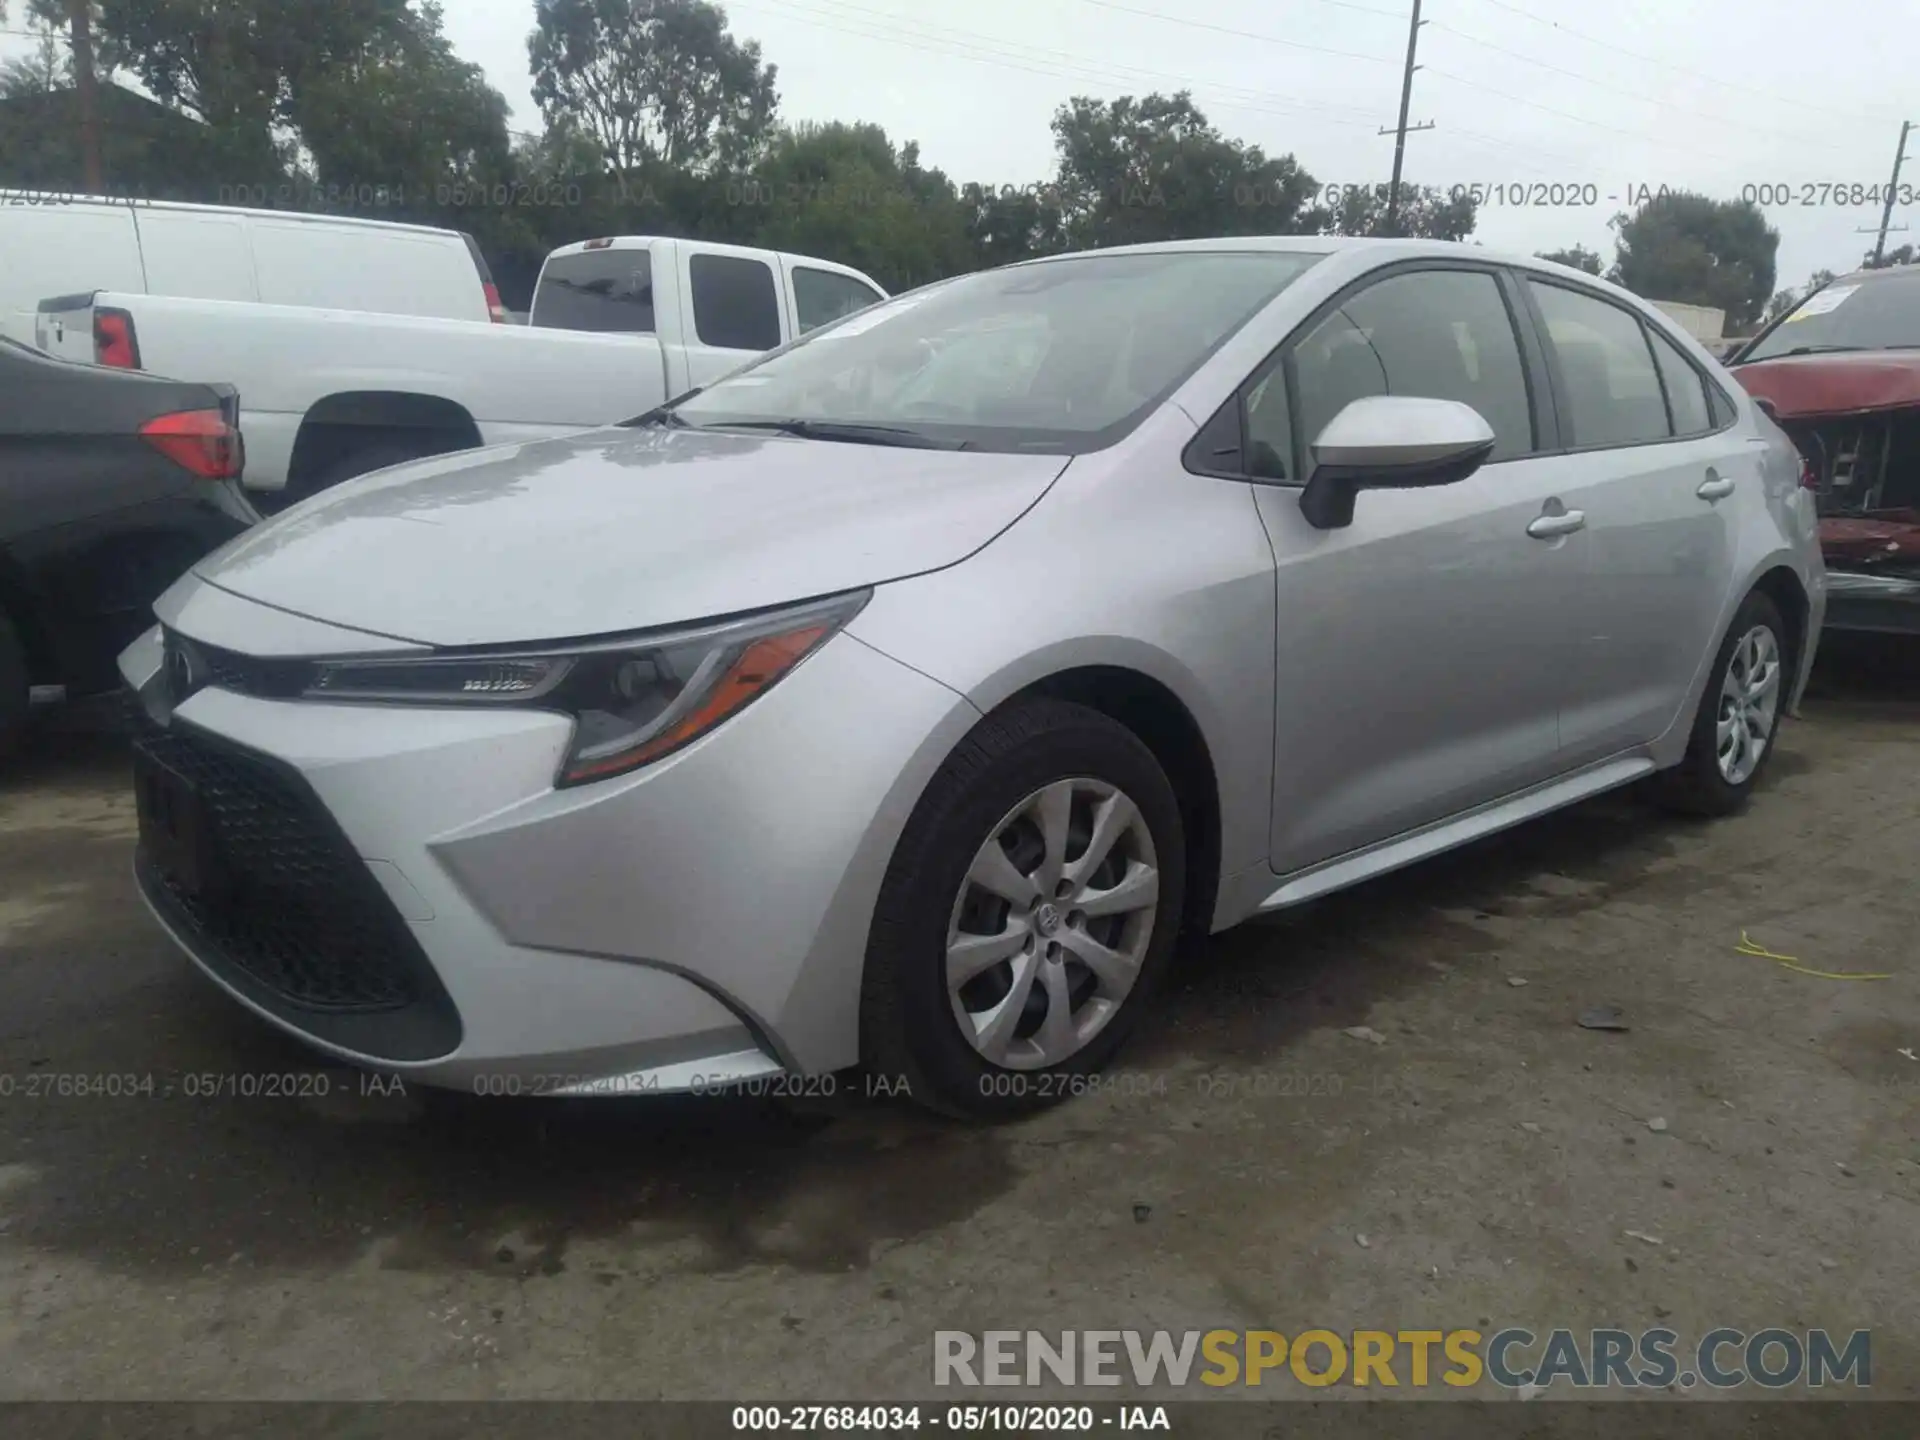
[1651,589,1791,817]
[860,698,1186,1119]
[0,610,28,765]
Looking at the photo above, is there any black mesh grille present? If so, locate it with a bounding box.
[136,723,429,1013]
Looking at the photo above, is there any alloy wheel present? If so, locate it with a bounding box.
[945,777,1160,1070]
[1715,624,1781,786]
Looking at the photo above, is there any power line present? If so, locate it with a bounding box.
[1428,19,1863,158]
[1459,0,1903,127]
[1069,0,1403,69]
[737,0,1392,134]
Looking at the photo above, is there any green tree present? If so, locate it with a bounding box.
[1048,92,1319,249]
[1609,191,1779,332]
[961,181,1068,269]
[528,0,777,174]
[1322,182,1476,241]
[1862,241,1914,269]
[1536,245,1604,275]
[96,0,419,183]
[292,2,513,205]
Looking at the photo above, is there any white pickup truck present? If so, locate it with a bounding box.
[36,236,887,505]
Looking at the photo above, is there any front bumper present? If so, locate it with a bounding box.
[1822,568,1920,635]
[120,597,978,1091]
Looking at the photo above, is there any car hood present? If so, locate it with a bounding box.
[1731,351,1920,419]
[195,427,1068,647]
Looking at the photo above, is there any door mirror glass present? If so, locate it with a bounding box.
[1299,395,1496,529]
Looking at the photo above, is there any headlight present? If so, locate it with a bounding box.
[303,590,869,786]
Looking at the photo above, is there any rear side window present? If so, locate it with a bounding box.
[1528,281,1670,447]
[1289,267,1534,465]
[1647,327,1714,436]
[532,251,655,333]
[690,253,781,350]
[793,266,883,333]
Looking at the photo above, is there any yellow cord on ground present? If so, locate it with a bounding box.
[1735,931,1893,982]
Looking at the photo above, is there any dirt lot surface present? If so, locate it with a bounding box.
[0,641,1916,1408]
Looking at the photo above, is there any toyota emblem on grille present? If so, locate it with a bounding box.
[165,639,201,704]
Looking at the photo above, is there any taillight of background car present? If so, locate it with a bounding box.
[94,307,140,368]
[1800,454,1820,490]
[139,409,243,480]
[483,281,506,324]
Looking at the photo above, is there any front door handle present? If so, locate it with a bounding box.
[1697,472,1736,501]
[1527,509,1587,539]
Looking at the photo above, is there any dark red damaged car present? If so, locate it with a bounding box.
[1729,267,1920,636]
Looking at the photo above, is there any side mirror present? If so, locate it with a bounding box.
[1298,396,1497,530]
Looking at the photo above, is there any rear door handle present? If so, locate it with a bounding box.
[1697,473,1736,501]
[1527,509,1587,539]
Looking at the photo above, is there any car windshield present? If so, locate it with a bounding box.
[664,249,1324,454]
[1743,272,1920,361]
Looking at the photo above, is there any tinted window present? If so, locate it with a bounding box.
[794,266,882,333]
[1291,269,1533,466]
[1648,328,1714,435]
[690,253,781,350]
[1743,271,1920,361]
[1528,281,1670,447]
[532,251,654,333]
[668,249,1322,456]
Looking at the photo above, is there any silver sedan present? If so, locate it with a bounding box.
[121,237,1825,1116]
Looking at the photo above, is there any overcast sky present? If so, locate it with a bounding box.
[10,0,1917,306]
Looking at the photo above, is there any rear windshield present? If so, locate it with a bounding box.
[668,249,1324,455]
[532,250,655,333]
[1743,272,1920,361]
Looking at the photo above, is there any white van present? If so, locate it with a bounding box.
[0,192,503,343]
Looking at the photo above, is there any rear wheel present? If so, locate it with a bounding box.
[0,610,29,764]
[860,699,1185,1119]
[1652,590,1789,816]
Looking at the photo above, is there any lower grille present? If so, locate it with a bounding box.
[134,717,460,1059]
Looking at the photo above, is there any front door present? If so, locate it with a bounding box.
[1238,264,1588,876]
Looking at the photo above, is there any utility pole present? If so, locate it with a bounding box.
[1870,120,1912,266]
[1382,0,1433,234]
[67,0,103,194]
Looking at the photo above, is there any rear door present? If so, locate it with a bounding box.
[677,247,789,386]
[1233,261,1591,875]
[0,197,144,344]
[1515,277,1745,763]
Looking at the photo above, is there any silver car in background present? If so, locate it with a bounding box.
[121,238,1826,1117]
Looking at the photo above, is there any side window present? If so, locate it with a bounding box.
[1243,363,1305,480]
[689,253,781,350]
[793,266,883,333]
[1290,268,1534,468]
[1527,281,1671,447]
[1647,327,1714,436]
[532,251,654,333]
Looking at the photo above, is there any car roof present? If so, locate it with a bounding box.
[1011,234,1578,275]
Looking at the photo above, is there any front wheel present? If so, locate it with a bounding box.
[860,699,1186,1119]
[1652,590,1790,816]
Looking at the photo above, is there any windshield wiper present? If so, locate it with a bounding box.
[702,419,968,450]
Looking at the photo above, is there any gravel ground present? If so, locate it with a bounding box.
[0,638,1915,1404]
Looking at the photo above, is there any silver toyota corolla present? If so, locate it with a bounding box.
[121,238,1826,1116]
